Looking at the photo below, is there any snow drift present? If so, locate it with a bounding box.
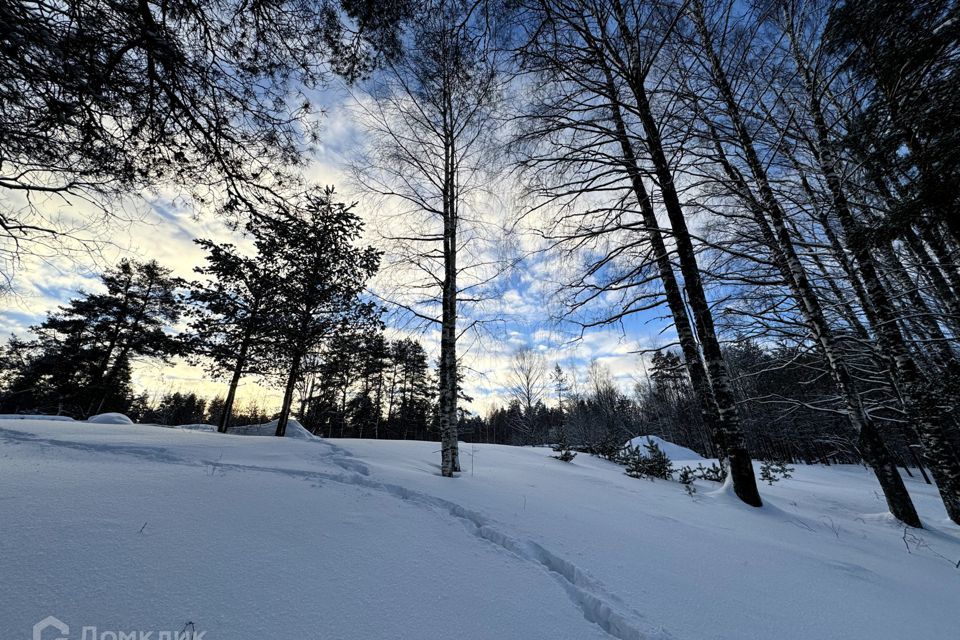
[87,412,134,424]
[228,417,317,439]
[623,435,704,461]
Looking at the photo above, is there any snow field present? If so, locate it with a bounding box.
[1,418,958,639]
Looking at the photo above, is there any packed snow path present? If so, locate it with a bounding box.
[2,419,959,639]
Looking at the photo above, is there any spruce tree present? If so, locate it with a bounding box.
[551,427,577,462]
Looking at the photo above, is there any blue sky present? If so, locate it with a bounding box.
[0,83,673,416]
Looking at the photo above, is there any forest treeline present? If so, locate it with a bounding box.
[1,0,958,526]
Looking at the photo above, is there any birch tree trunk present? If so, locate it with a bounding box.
[787,23,960,524]
[688,0,920,525]
[617,45,762,507]
[439,117,460,476]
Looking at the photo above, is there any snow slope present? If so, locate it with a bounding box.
[623,435,704,461]
[1,418,958,640]
[87,412,135,424]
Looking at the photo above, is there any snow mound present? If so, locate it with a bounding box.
[0,414,75,422]
[624,435,703,461]
[173,423,218,432]
[228,418,316,439]
[86,412,134,424]
[144,422,218,433]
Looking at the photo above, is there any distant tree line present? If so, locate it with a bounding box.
[482,349,892,470]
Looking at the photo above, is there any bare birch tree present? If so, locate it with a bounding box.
[512,0,763,506]
[352,0,507,475]
[678,0,921,525]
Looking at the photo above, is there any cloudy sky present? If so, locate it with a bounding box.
[0,84,672,417]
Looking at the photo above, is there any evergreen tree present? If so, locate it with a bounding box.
[255,188,381,437]
[387,339,435,440]
[186,239,275,432]
[0,260,182,416]
[623,440,674,481]
[551,427,577,462]
[760,459,795,486]
[1,0,411,281]
[142,391,209,425]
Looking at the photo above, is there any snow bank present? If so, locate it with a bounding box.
[0,414,75,422]
[144,422,218,433]
[228,418,317,439]
[623,435,703,461]
[86,412,134,424]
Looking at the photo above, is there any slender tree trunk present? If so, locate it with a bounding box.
[602,0,760,503]
[689,1,919,523]
[600,65,726,459]
[788,26,960,524]
[439,123,460,475]
[275,351,303,437]
[219,345,250,434]
[619,56,761,507]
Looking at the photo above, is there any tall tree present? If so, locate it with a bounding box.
[253,188,381,437]
[353,0,508,475]
[770,0,960,524]
[187,239,275,432]
[680,0,921,525]
[507,347,548,443]
[0,259,182,416]
[513,0,762,506]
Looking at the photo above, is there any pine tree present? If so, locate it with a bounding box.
[623,440,674,481]
[186,239,275,432]
[678,466,697,496]
[254,188,382,437]
[0,260,182,417]
[551,426,577,462]
[760,459,795,486]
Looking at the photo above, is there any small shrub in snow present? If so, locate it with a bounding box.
[589,431,623,462]
[624,441,674,480]
[623,445,644,478]
[642,440,674,479]
[678,466,697,496]
[551,428,577,462]
[694,462,726,483]
[760,459,794,485]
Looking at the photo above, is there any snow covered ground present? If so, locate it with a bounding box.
[1,418,958,640]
